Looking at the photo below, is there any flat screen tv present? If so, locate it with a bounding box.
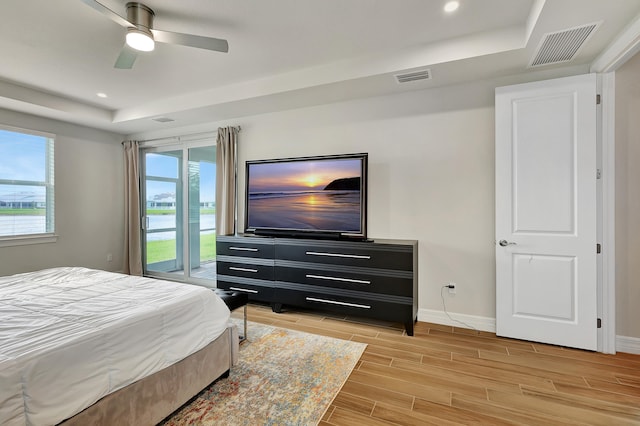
[244,153,368,240]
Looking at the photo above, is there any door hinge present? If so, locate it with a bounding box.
[596,94,601,104]
[597,318,602,328]
[597,243,601,254]
[596,169,602,179]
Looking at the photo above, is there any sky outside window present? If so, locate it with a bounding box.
[0,130,47,182]
[0,129,50,202]
[145,152,215,203]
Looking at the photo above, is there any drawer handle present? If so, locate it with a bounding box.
[229,266,258,273]
[305,297,371,309]
[229,287,258,294]
[229,246,258,252]
[305,251,371,260]
[306,274,370,285]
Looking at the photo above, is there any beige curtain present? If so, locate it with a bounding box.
[216,127,239,235]
[123,140,143,275]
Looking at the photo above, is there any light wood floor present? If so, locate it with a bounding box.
[240,303,640,426]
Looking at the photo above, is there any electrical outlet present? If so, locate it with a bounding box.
[448,282,456,294]
[107,253,113,262]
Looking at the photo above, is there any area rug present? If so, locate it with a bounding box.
[162,321,367,425]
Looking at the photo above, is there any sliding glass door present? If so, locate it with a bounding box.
[141,141,216,285]
[188,145,217,279]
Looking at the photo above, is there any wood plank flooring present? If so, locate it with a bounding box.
[238,303,640,425]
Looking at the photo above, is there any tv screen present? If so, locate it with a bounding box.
[244,153,367,239]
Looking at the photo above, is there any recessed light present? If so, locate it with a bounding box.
[444,1,459,13]
[152,117,175,123]
[97,92,108,98]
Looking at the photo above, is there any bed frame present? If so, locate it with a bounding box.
[59,326,235,426]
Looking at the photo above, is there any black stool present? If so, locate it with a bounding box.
[214,288,249,341]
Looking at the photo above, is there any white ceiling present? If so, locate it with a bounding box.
[1,0,639,135]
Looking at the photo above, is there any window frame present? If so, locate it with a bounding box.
[0,124,57,247]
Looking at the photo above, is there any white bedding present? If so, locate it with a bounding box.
[0,267,231,426]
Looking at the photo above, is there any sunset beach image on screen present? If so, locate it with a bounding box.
[246,157,363,233]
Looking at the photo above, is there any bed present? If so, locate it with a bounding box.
[0,267,238,426]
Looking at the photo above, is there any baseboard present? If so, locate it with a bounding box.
[419,309,640,354]
[616,335,640,354]
[418,308,496,333]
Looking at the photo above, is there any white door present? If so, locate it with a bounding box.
[495,74,597,351]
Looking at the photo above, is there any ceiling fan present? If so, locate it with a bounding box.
[81,0,229,69]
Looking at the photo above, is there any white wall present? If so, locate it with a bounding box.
[133,79,499,324]
[615,54,640,341]
[0,109,124,276]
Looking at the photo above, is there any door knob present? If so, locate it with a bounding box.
[498,239,516,247]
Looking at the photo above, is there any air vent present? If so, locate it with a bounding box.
[152,117,175,123]
[529,22,600,67]
[395,69,431,84]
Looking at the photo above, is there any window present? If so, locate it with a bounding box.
[0,126,55,242]
[141,142,217,284]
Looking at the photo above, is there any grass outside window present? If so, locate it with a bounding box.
[0,209,45,216]
[146,233,216,264]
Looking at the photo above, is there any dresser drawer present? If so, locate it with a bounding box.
[276,240,413,271]
[217,237,274,259]
[273,287,413,324]
[275,263,412,297]
[216,277,274,303]
[217,258,274,281]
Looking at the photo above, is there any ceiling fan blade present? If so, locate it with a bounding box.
[80,0,133,28]
[151,29,229,53]
[114,45,138,69]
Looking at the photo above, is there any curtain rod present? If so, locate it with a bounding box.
[125,126,241,145]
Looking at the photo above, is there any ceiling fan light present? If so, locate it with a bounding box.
[126,28,155,51]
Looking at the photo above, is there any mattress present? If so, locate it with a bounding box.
[0,267,231,426]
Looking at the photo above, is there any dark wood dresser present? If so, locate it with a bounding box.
[216,235,418,335]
